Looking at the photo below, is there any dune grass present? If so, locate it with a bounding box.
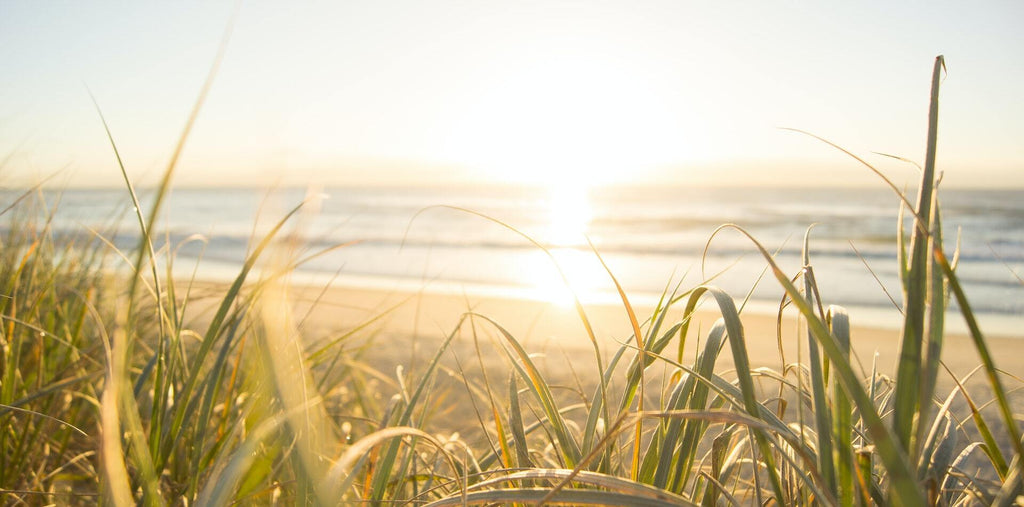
[1,55,1022,505]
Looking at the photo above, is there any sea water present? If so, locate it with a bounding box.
[4,184,1022,334]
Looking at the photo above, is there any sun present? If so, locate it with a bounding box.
[444,54,688,187]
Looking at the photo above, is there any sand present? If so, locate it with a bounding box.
[173,277,1024,452]
[276,283,1023,397]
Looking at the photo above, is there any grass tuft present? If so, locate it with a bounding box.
[0,55,1019,505]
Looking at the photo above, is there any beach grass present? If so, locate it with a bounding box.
[2,55,1022,505]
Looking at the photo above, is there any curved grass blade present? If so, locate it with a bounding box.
[933,248,1024,475]
[676,287,788,502]
[644,320,729,491]
[427,487,692,507]
[0,403,88,437]
[469,468,697,505]
[327,426,461,503]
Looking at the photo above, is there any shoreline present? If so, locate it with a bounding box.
[184,263,1024,340]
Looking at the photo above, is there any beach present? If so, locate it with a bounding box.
[8,184,1024,502]
[5,4,1024,501]
[266,281,1022,403]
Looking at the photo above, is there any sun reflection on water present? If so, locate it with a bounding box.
[523,185,610,306]
[545,184,592,247]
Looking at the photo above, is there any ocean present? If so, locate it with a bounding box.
[4,184,1023,334]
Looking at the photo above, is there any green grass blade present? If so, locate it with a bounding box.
[802,230,838,497]
[656,286,789,502]
[194,405,287,506]
[917,198,946,457]
[893,55,944,457]
[827,306,855,507]
[508,372,534,469]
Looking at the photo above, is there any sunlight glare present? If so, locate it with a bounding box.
[545,184,592,247]
[518,186,610,306]
[520,249,608,307]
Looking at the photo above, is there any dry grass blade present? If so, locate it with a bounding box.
[0,404,88,437]
[780,127,925,233]
[427,487,690,506]
[471,469,696,504]
[327,426,461,502]
[933,248,1024,474]
[586,237,647,479]
[848,240,902,312]
[98,318,133,507]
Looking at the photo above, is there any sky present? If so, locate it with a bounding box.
[1,1,1023,189]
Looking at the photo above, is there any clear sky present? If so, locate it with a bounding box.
[1,1,1022,189]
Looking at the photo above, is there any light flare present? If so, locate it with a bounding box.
[522,185,608,306]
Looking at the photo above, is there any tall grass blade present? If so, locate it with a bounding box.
[644,319,728,491]
[801,229,838,497]
[917,197,948,459]
[98,315,133,506]
[893,55,944,457]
